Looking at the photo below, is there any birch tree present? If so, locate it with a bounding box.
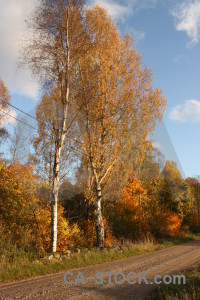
[77,7,167,247]
[32,87,78,186]
[21,0,86,252]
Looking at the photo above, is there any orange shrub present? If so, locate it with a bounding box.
[34,203,83,252]
[165,212,181,236]
[0,161,83,252]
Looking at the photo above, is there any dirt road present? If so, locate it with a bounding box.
[1,240,200,300]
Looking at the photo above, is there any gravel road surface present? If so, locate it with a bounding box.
[1,240,200,300]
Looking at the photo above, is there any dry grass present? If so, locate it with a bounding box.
[1,233,200,283]
[149,269,200,300]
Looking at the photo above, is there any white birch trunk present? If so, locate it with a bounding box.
[50,144,62,252]
[50,10,70,253]
[95,183,104,247]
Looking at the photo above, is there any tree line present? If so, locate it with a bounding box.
[0,0,199,254]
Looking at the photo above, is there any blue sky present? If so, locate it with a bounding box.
[0,0,200,177]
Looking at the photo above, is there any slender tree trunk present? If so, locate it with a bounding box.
[49,132,54,186]
[95,183,104,247]
[50,11,69,252]
[50,144,61,252]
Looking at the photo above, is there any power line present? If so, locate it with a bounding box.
[0,107,82,156]
[1,99,53,131]
[0,106,81,184]
[1,99,83,139]
[1,99,38,123]
[0,108,38,132]
[1,100,83,147]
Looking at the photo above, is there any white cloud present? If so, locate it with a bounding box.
[152,141,165,151]
[131,0,159,12]
[129,28,146,43]
[173,54,186,63]
[0,0,39,99]
[172,0,200,46]
[91,0,160,20]
[173,54,191,64]
[92,0,133,20]
[169,99,200,123]
[0,108,17,126]
[0,0,159,99]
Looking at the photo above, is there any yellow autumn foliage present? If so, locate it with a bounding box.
[0,161,82,252]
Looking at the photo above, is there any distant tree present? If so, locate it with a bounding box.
[9,116,33,163]
[137,146,164,182]
[186,177,200,227]
[161,161,188,214]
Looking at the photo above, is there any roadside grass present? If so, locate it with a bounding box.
[0,233,200,283]
[148,269,200,300]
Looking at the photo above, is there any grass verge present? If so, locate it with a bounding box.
[148,268,200,300]
[0,233,200,283]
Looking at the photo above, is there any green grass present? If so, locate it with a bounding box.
[148,269,200,300]
[1,233,200,283]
